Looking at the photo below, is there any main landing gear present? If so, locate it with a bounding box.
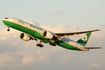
[49,43,56,46]
[36,44,43,47]
[36,40,44,47]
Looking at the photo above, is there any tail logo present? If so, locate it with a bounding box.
[82,35,87,42]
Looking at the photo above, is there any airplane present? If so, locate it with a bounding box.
[2,17,101,51]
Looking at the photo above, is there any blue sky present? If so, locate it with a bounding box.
[0,0,105,28]
[0,0,105,70]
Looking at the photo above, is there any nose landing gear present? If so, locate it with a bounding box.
[7,27,10,31]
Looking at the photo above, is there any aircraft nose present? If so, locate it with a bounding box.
[2,17,10,25]
[2,17,9,22]
[2,20,7,25]
[2,19,5,23]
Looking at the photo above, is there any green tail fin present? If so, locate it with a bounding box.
[77,32,91,46]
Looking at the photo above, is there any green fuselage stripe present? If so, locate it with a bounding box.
[3,20,46,40]
[3,20,81,51]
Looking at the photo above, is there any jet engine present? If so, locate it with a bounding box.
[42,31,57,40]
[20,33,31,41]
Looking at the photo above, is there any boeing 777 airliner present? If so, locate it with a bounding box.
[2,17,101,51]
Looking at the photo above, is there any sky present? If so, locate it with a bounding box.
[0,0,105,70]
[0,0,105,28]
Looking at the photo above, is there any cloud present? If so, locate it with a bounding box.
[0,24,105,70]
[0,53,14,69]
[54,10,66,14]
[22,56,36,65]
[92,63,99,67]
[43,10,66,16]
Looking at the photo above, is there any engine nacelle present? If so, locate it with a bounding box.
[42,31,54,40]
[20,33,31,41]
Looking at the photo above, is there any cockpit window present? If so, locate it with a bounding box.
[5,17,9,19]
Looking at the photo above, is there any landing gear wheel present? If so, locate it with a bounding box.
[49,43,52,45]
[7,27,10,31]
[49,43,56,46]
[36,44,43,47]
[40,45,43,47]
[52,43,56,46]
[7,29,10,31]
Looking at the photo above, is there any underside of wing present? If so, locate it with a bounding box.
[54,29,100,38]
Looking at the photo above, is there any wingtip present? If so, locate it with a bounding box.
[96,29,100,31]
[83,47,102,49]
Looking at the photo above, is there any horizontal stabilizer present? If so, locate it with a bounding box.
[83,47,102,49]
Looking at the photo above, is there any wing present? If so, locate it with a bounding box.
[83,47,102,49]
[54,29,100,38]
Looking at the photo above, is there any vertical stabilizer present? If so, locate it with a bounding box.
[77,32,91,46]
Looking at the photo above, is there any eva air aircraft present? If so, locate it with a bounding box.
[2,17,101,51]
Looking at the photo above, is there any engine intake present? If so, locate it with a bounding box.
[42,31,58,40]
[20,33,31,41]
